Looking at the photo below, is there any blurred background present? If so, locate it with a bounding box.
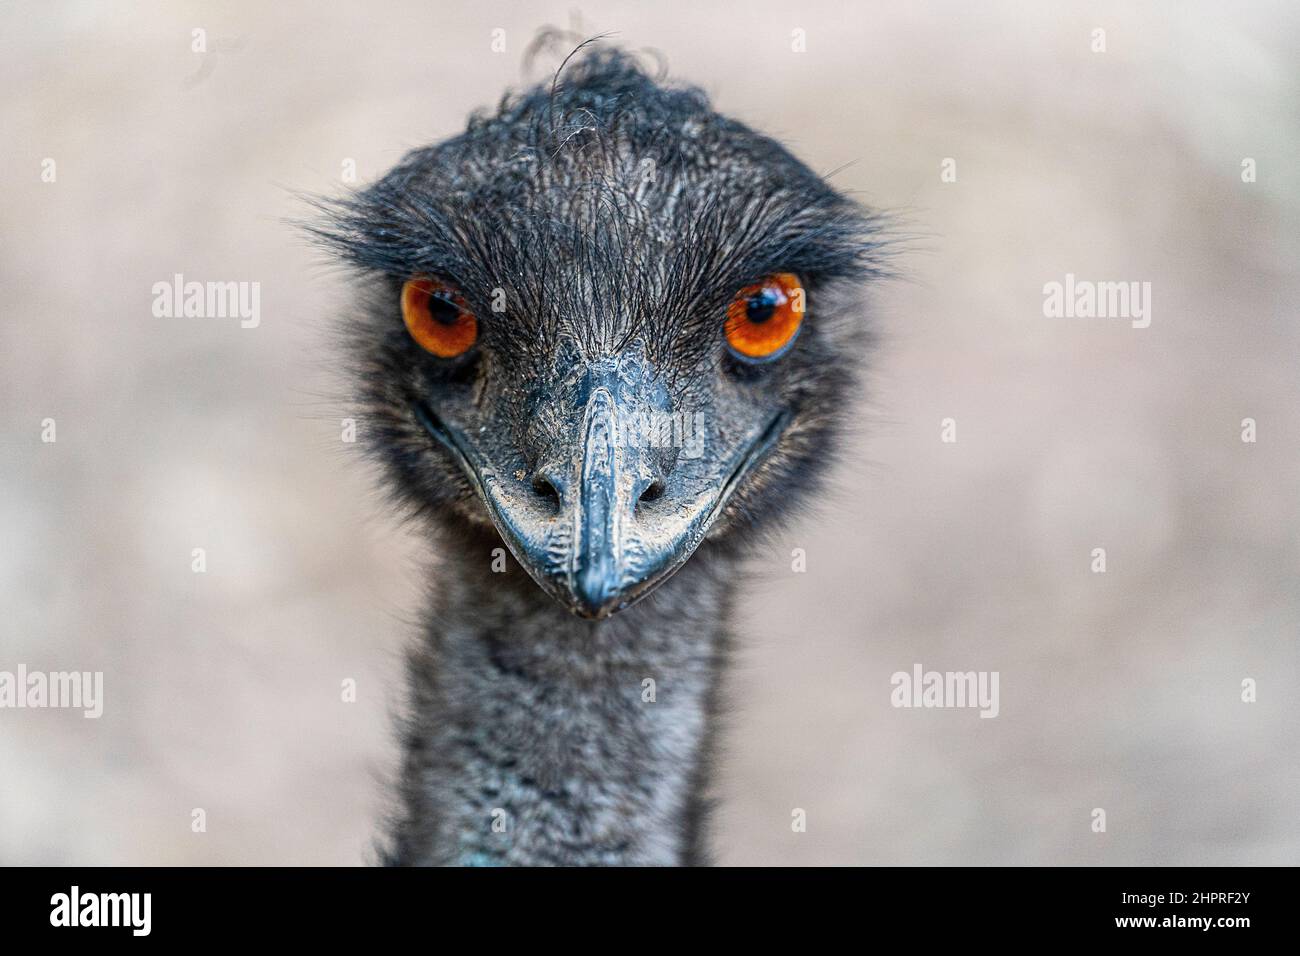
[2,0,1298,865]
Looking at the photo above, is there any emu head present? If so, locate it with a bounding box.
[316,47,884,619]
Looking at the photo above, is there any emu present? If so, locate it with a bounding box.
[314,44,886,866]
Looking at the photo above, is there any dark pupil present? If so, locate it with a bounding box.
[745,290,778,324]
[428,294,460,325]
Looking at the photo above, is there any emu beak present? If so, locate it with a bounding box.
[565,384,645,617]
[416,362,788,620]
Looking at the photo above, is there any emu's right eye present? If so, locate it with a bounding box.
[401,277,478,358]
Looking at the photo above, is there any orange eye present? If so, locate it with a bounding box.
[724,272,805,361]
[401,277,478,358]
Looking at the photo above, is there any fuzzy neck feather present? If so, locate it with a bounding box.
[385,531,734,866]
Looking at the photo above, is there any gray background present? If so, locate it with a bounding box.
[2,0,1297,864]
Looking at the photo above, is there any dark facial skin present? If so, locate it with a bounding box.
[314,47,886,619]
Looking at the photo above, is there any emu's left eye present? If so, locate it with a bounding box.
[401,277,478,358]
[724,272,805,362]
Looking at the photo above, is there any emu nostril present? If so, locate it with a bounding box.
[531,474,562,510]
[637,479,666,507]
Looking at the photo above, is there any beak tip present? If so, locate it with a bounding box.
[570,571,625,620]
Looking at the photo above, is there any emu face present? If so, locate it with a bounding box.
[319,51,882,619]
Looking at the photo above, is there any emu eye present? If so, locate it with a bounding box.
[724,272,805,362]
[401,277,477,358]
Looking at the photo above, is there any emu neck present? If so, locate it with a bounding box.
[387,536,733,866]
